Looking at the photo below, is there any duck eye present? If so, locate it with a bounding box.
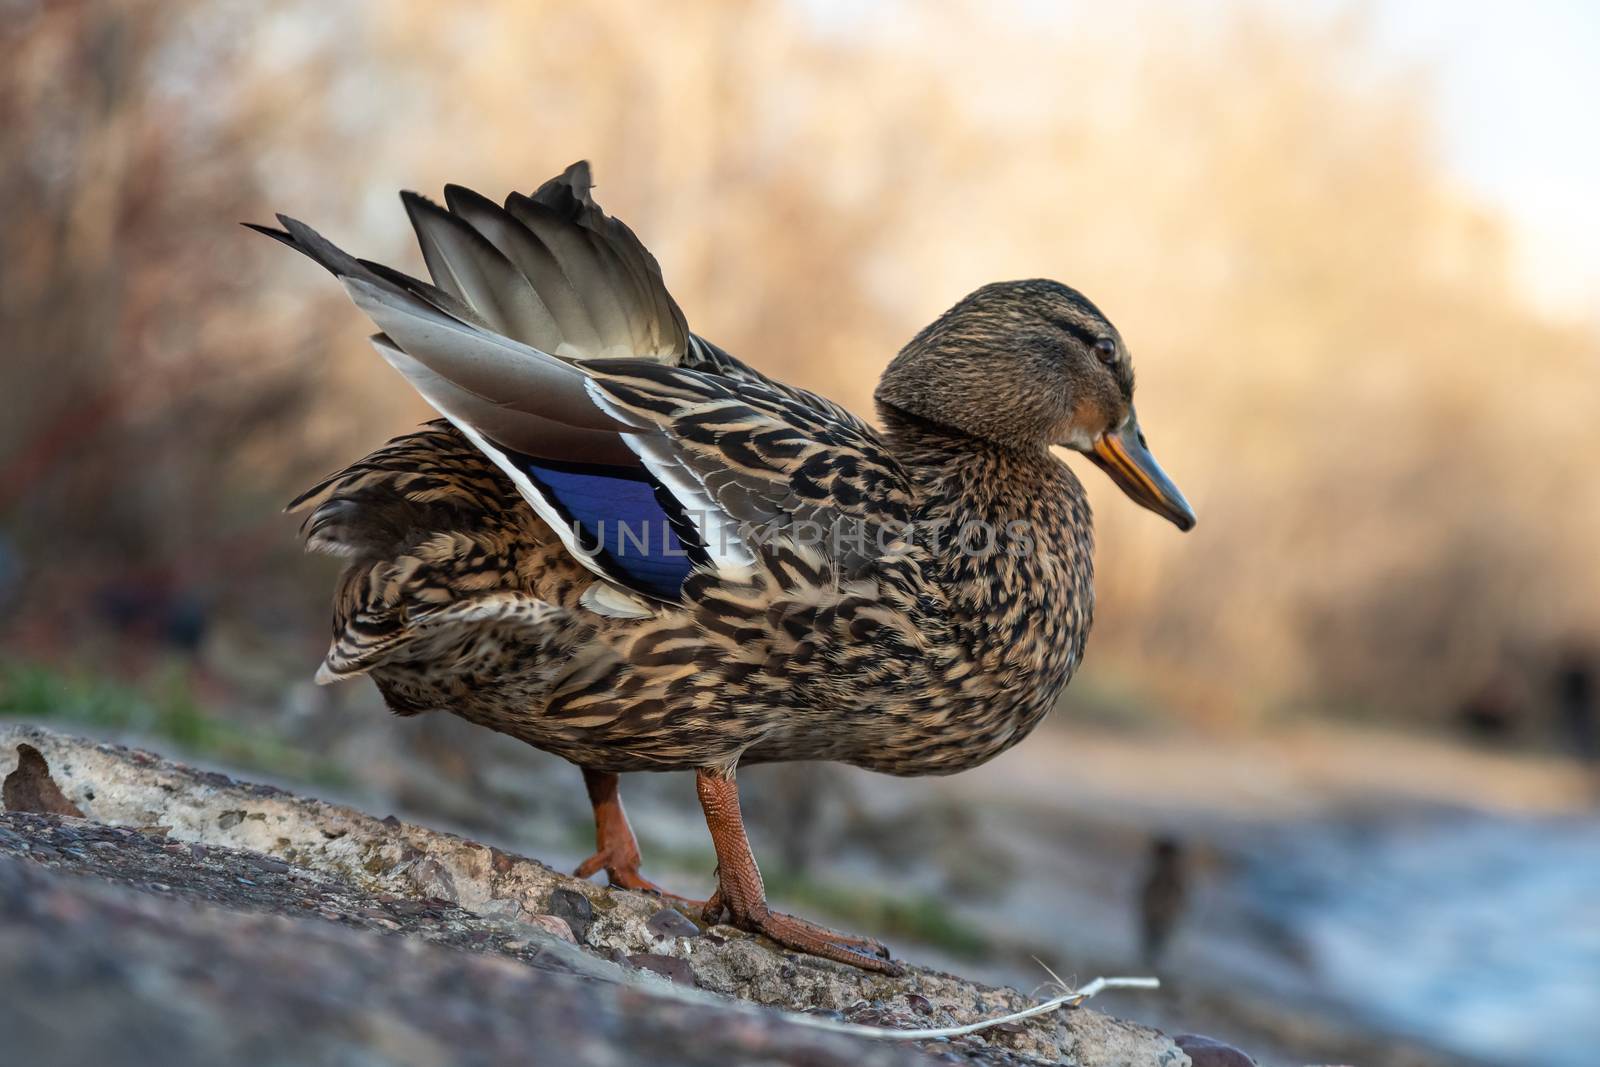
[1094,336,1117,364]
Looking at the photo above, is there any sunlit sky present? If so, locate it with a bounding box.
[1355,0,1600,320]
[806,0,1600,323]
[1165,0,1600,320]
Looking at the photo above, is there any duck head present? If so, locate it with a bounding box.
[875,279,1196,531]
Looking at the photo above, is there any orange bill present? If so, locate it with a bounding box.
[1088,408,1196,531]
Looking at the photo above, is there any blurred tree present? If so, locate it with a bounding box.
[0,0,363,657]
[4,0,1596,726]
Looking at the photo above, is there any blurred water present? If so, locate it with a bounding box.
[1241,810,1600,1067]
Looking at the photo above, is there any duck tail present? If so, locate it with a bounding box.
[285,421,513,562]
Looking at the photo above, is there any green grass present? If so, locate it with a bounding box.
[0,658,350,787]
[625,833,994,960]
[766,867,994,960]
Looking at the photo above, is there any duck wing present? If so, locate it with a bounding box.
[256,169,911,609]
[682,334,876,438]
[579,358,913,580]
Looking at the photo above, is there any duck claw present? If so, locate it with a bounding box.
[572,845,651,888]
[574,852,706,913]
[740,906,902,974]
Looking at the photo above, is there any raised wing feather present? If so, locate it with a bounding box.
[255,161,907,604]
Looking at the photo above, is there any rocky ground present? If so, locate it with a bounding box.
[0,723,1272,1067]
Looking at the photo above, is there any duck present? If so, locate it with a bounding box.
[252,161,1194,973]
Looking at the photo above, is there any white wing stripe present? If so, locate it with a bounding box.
[368,337,611,584]
[583,379,755,572]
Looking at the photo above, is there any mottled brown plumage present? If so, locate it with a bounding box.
[259,162,1194,971]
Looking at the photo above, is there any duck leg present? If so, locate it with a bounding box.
[572,769,659,891]
[695,767,901,974]
[568,770,699,910]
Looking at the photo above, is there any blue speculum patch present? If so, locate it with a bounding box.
[516,455,704,600]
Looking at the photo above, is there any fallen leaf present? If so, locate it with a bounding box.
[3,744,85,817]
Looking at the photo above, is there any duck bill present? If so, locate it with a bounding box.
[1088,412,1197,531]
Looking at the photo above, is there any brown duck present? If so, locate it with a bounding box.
[254,162,1195,972]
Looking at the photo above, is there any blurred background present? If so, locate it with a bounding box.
[2,1,1597,1065]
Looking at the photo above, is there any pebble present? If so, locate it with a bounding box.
[645,907,700,940]
[626,952,698,987]
[407,858,458,904]
[387,900,435,917]
[518,914,575,944]
[544,888,594,941]
[1176,1034,1258,1067]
